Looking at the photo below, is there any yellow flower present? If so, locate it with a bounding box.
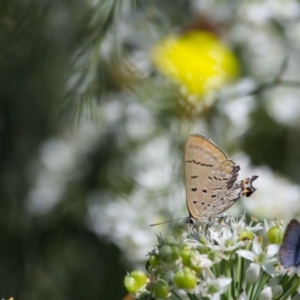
[152,31,240,97]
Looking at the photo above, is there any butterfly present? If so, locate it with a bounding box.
[279,218,300,275]
[184,134,258,225]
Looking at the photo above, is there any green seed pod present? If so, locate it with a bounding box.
[149,254,159,268]
[159,245,180,263]
[152,279,170,299]
[180,248,191,266]
[239,230,254,241]
[267,226,283,244]
[124,275,139,293]
[130,270,147,287]
[174,267,197,289]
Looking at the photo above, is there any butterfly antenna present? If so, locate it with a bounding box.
[150,217,186,227]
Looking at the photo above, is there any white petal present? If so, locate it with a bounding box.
[211,294,221,300]
[253,237,263,254]
[262,264,276,276]
[265,244,280,257]
[263,219,269,231]
[236,250,255,261]
[218,277,232,287]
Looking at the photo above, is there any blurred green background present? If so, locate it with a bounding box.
[2,0,300,298]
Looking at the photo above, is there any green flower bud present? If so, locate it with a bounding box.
[239,230,254,241]
[189,251,202,274]
[124,270,148,293]
[124,275,138,293]
[152,279,170,299]
[174,267,197,289]
[180,248,191,266]
[159,245,180,263]
[267,226,283,244]
[245,263,260,284]
[149,255,159,268]
[130,270,147,287]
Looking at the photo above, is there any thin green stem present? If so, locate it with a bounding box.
[225,258,232,300]
[279,272,290,286]
[171,289,183,300]
[252,271,270,300]
[245,282,251,295]
[280,273,297,291]
[249,283,255,300]
[212,264,219,278]
[279,277,300,300]
[186,292,199,300]
[230,254,235,298]
[238,256,245,295]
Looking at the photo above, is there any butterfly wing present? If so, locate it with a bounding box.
[185,134,230,222]
[204,160,241,217]
[280,219,300,270]
[185,134,257,223]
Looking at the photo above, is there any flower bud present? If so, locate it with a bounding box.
[258,287,272,300]
[245,263,260,284]
[271,285,283,298]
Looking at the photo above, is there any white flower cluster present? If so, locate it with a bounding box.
[131,215,300,300]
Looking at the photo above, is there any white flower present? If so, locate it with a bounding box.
[209,223,245,252]
[190,251,213,270]
[229,214,263,234]
[236,236,279,276]
[200,277,232,300]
